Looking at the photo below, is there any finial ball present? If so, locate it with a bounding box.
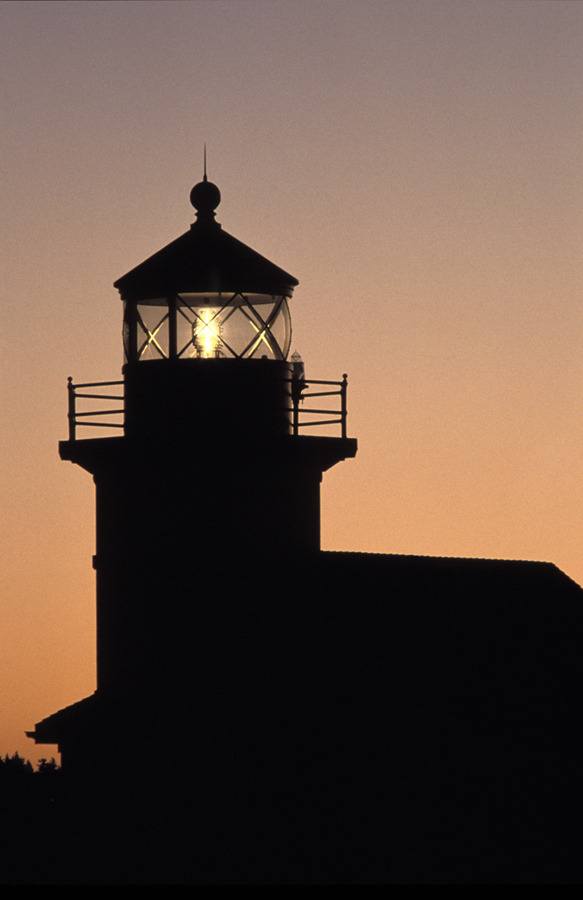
[190,179,221,213]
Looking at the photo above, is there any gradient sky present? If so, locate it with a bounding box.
[2,0,583,763]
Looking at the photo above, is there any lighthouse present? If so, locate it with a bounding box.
[28,173,357,776]
[24,171,583,885]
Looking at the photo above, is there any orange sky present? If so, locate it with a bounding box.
[2,0,583,764]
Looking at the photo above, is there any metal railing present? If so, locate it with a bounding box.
[66,372,349,441]
[67,377,124,441]
[289,374,348,438]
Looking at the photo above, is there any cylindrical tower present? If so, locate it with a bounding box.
[52,175,357,700]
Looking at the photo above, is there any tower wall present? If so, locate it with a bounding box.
[123,357,292,440]
[92,437,323,692]
[58,359,355,694]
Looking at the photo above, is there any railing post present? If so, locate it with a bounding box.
[291,355,305,436]
[341,373,348,438]
[67,376,76,441]
[292,385,299,436]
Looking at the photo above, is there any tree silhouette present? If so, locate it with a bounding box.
[36,757,60,776]
[0,752,33,777]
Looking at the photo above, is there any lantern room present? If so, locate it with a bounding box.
[116,174,297,366]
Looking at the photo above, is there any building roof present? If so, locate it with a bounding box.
[114,218,298,301]
[27,693,100,745]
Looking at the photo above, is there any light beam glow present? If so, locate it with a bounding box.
[194,309,221,358]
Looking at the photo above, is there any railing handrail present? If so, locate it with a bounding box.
[289,371,348,438]
[67,376,125,441]
[72,380,123,389]
[66,371,349,441]
[284,377,343,387]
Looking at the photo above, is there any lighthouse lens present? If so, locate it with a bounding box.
[193,309,222,358]
[176,293,291,361]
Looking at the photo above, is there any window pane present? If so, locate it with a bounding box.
[137,303,169,360]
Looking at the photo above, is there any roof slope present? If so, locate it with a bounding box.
[114,223,298,301]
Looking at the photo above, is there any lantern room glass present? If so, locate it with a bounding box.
[124,293,292,363]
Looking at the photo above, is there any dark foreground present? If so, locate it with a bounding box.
[5,552,583,884]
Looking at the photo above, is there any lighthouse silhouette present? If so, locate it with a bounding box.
[29,170,356,767]
[26,172,583,884]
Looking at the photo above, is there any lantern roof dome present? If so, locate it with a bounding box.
[114,177,299,302]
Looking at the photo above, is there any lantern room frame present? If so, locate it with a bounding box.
[123,292,292,363]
